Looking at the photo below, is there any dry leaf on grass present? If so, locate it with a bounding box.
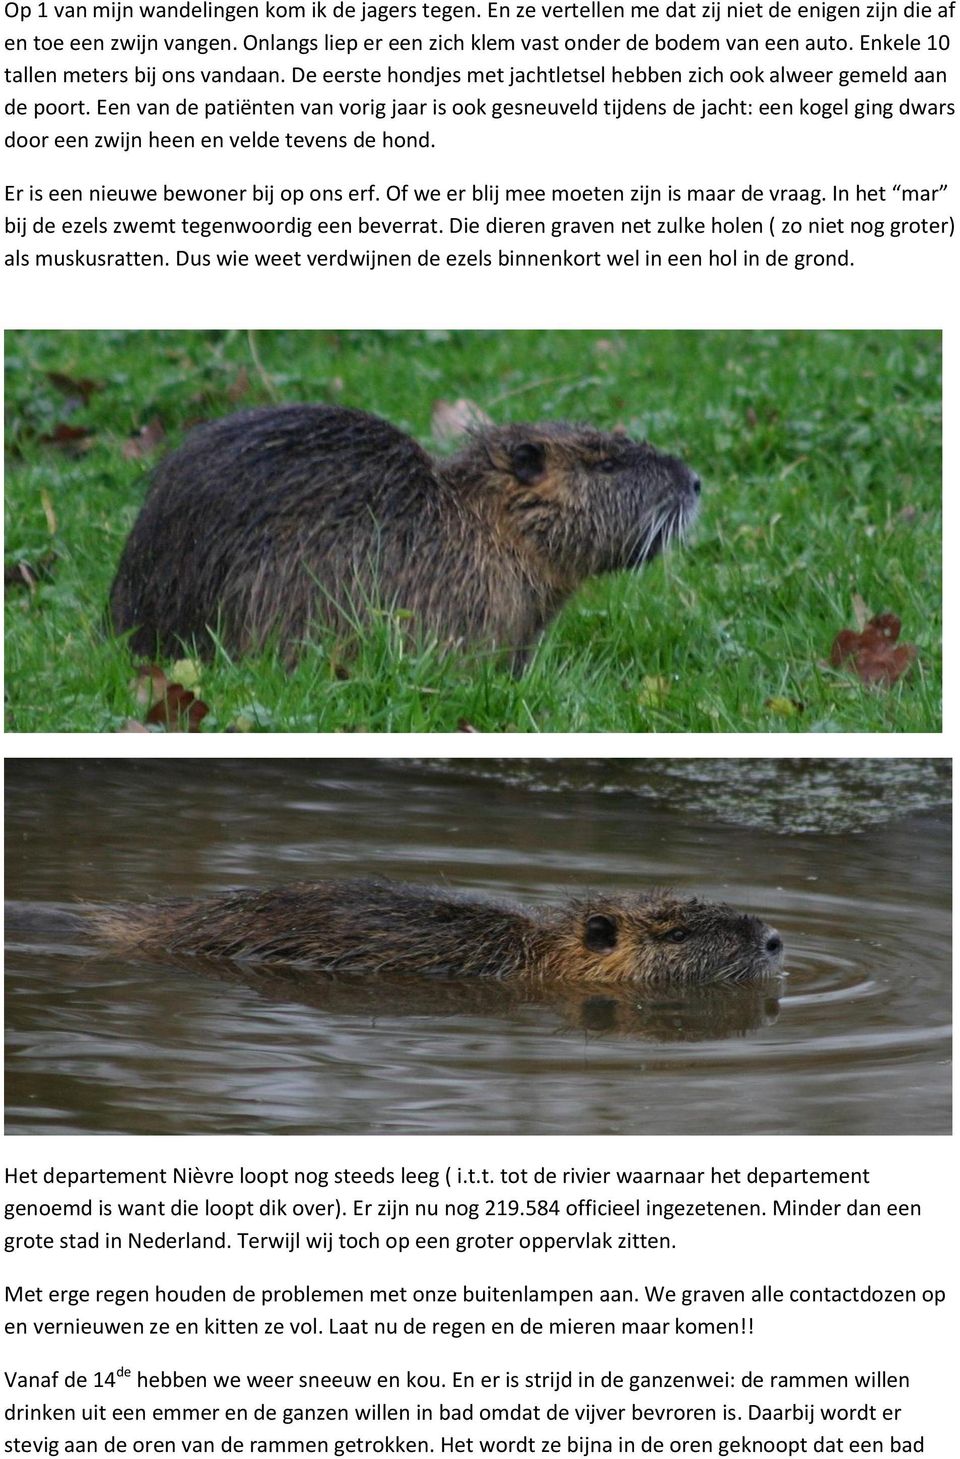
[169,657,203,691]
[46,371,101,406]
[146,683,209,732]
[4,552,58,594]
[39,423,96,455]
[121,416,166,460]
[40,488,57,535]
[130,663,209,731]
[830,612,917,688]
[850,592,871,631]
[131,663,169,711]
[765,696,804,717]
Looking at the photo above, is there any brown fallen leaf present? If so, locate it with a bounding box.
[145,681,209,732]
[855,644,917,686]
[46,371,101,406]
[866,611,902,640]
[456,718,479,733]
[39,423,95,455]
[830,612,918,688]
[121,416,165,460]
[131,663,209,731]
[131,662,170,710]
[4,551,58,594]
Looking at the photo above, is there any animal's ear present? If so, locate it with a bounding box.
[584,913,619,953]
[510,441,547,484]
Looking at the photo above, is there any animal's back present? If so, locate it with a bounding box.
[108,404,441,656]
[86,878,533,981]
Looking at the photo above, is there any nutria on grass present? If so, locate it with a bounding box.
[84,879,783,986]
[108,404,700,670]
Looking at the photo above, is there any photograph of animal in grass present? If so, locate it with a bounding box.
[4,329,942,732]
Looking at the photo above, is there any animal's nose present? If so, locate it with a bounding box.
[765,932,783,956]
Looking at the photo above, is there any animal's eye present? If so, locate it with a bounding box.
[597,459,618,473]
[666,928,688,943]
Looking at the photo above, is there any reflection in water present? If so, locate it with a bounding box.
[4,759,951,1137]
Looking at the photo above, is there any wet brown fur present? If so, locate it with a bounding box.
[84,879,783,987]
[108,405,700,668]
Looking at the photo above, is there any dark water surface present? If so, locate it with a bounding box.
[4,759,951,1137]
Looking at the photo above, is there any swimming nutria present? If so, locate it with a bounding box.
[7,897,782,1041]
[83,879,783,986]
[108,404,700,669]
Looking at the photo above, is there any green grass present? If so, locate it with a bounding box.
[4,329,942,733]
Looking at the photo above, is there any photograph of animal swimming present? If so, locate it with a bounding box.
[81,879,783,986]
[107,404,701,669]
